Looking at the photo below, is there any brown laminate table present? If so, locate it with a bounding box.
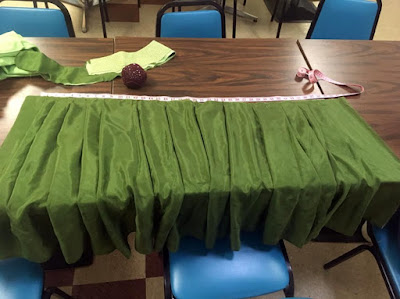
[113,37,318,97]
[298,39,400,157]
[0,38,114,145]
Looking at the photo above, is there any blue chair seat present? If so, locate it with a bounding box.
[0,258,43,299]
[169,232,290,299]
[373,220,400,296]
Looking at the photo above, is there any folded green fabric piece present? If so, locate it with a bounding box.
[0,31,39,80]
[86,40,176,75]
[1,31,174,85]
[16,50,119,85]
[1,96,400,263]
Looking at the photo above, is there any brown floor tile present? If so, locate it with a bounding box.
[44,268,75,287]
[72,279,146,299]
[73,233,146,285]
[146,277,164,299]
[59,286,73,296]
[146,252,164,278]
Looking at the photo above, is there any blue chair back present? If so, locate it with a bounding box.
[372,213,400,298]
[306,0,381,40]
[0,0,75,37]
[156,0,226,38]
[0,258,43,299]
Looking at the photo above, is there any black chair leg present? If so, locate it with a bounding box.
[104,0,110,22]
[138,0,141,8]
[42,287,72,299]
[279,240,295,297]
[243,0,246,5]
[323,244,373,270]
[270,0,279,22]
[276,0,288,38]
[99,0,107,38]
[162,248,172,299]
[232,0,237,38]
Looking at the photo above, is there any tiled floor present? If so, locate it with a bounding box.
[45,233,389,299]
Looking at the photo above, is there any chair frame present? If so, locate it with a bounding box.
[324,223,400,299]
[306,0,382,40]
[162,240,294,299]
[155,0,226,38]
[0,0,75,37]
[98,0,109,38]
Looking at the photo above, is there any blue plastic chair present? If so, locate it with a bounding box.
[156,1,226,38]
[0,258,72,299]
[324,212,400,299]
[306,0,382,40]
[163,232,294,299]
[0,0,75,37]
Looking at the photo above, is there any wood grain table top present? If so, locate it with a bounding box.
[113,37,318,97]
[0,38,114,145]
[298,39,400,156]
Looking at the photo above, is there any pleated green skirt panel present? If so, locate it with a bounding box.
[1,96,400,263]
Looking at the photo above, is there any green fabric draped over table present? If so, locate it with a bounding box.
[1,96,400,264]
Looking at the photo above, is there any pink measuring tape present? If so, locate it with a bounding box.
[296,67,364,97]
[42,68,364,102]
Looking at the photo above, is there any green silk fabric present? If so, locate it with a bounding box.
[15,50,119,85]
[1,96,400,263]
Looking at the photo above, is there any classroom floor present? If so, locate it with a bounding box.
[65,0,400,40]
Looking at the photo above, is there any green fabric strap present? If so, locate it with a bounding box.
[1,96,400,264]
[15,49,119,85]
[86,40,176,75]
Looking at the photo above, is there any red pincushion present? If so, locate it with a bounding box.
[121,63,147,89]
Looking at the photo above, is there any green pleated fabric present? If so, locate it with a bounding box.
[1,96,400,263]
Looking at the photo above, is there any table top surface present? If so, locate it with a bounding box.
[1,37,400,158]
[0,38,114,145]
[113,37,317,97]
[298,39,400,156]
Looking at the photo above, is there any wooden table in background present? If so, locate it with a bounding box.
[0,38,114,145]
[113,37,317,97]
[298,39,400,157]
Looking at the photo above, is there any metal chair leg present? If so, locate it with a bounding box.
[162,248,172,299]
[276,0,288,38]
[232,0,237,38]
[99,0,107,38]
[43,287,72,299]
[323,244,373,270]
[104,0,110,22]
[270,0,279,22]
[280,240,295,297]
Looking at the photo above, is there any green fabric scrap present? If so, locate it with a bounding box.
[86,40,176,75]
